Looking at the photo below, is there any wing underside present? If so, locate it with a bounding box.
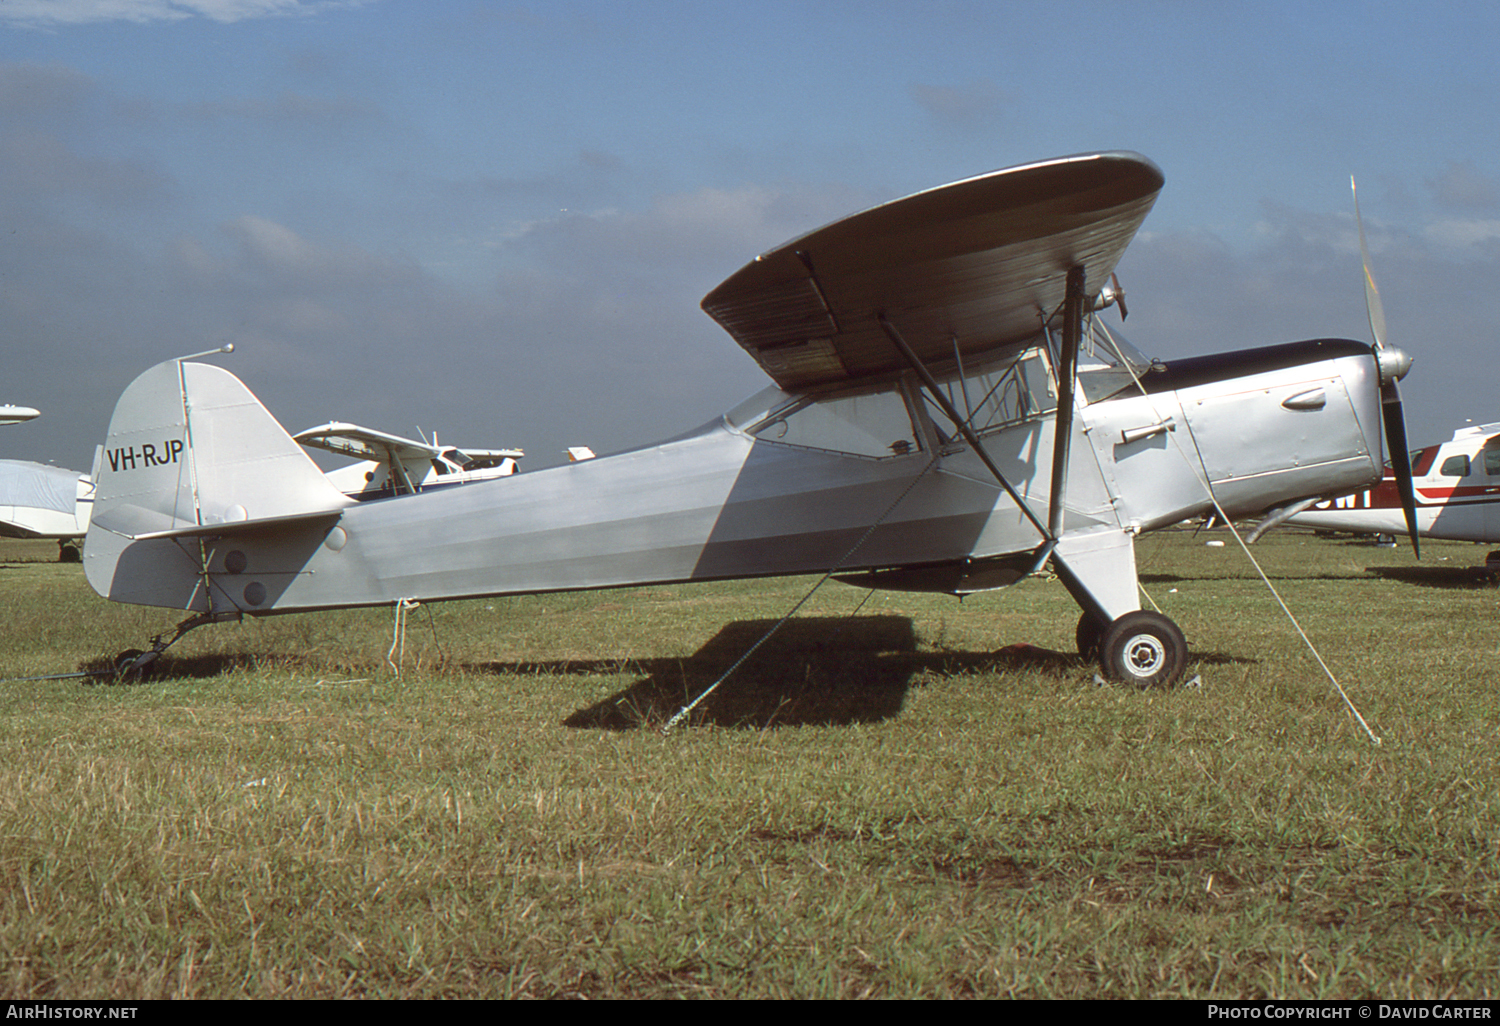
[295,422,442,464]
[701,151,1164,392]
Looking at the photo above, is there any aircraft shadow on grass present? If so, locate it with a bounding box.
[82,614,1080,707]
[78,649,313,682]
[471,615,1085,732]
[82,615,1252,721]
[489,615,1239,732]
[1365,565,1500,590]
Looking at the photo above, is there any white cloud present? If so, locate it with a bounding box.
[0,0,370,28]
[1426,159,1500,211]
[503,183,874,282]
[1423,218,1500,248]
[217,214,424,293]
[225,214,327,273]
[909,80,1007,127]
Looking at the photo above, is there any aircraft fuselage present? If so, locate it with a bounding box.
[84,338,1387,624]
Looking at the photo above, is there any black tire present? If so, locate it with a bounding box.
[113,649,159,679]
[1099,611,1187,688]
[114,649,146,675]
[1076,611,1109,660]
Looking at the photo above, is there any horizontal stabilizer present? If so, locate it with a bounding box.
[100,505,345,542]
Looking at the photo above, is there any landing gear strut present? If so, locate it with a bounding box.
[111,610,240,680]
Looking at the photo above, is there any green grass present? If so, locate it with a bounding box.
[1,530,1498,998]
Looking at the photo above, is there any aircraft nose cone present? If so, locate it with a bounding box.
[1377,346,1413,384]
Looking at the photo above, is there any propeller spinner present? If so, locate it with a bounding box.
[1094,272,1129,320]
[1353,177,1420,558]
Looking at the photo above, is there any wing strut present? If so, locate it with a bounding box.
[388,452,419,495]
[1048,266,1085,539]
[877,314,1055,556]
[878,265,1114,626]
[1043,266,1115,625]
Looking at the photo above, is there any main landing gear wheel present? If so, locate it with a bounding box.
[1098,611,1187,689]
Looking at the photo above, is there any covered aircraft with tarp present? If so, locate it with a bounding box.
[0,459,93,557]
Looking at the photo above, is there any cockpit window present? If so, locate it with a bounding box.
[750,388,920,459]
[728,315,1155,455]
[725,386,797,432]
[1410,447,1438,476]
[1077,321,1156,403]
[1440,454,1471,478]
[922,346,1057,437]
[1484,446,1500,477]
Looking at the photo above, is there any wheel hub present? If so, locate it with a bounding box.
[1122,633,1166,676]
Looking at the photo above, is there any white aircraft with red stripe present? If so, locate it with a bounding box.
[1287,422,1500,545]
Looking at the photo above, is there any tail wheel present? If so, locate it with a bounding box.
[114,650,145,673]
[1099,611,1187,688]
[113,649,160,679]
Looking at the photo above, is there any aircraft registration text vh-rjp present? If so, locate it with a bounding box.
[82,151,1419,689]
[104,440,184,474]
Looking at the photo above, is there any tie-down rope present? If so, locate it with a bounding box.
[661,454,942,733]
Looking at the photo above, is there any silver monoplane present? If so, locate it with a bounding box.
[81,152,1418,688]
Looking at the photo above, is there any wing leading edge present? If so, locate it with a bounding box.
[295,422,523,467]
[701,151,1164,392]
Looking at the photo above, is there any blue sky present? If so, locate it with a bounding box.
[4,0,1500,471]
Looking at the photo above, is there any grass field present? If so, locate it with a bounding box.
[1,528,1498,999]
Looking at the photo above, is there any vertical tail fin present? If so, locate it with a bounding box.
[85,358,351,606]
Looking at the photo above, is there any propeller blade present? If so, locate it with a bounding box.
[1381,378,1421,559]
[1352,176,1388,351]
[1110,272,1129,320]
[1354,176,1417,556]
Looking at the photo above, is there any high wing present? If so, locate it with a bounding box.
[446,448,526,469]
[294,422,451,464]
[701,151,1164,392]
[0,405,40,426]
[294,422,523,468]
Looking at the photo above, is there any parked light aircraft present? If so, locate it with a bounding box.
[1279,422,1500,548]
[0,459,93,558]
[293,422,522,500]
[81,151,1419,688]
[0,405,92,558]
